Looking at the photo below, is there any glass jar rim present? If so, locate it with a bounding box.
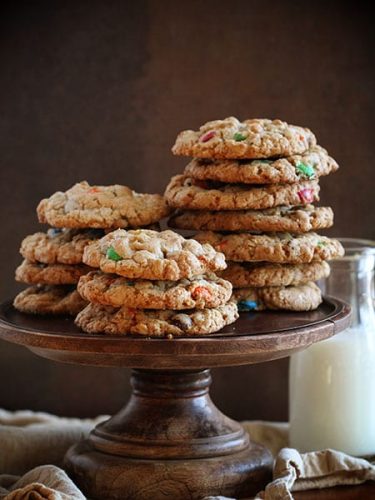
[337,238,375,254]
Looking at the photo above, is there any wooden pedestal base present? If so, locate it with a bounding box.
[65,369,273,499]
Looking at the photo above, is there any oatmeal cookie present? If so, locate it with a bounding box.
[233,282,322,312]
[15,260,91,285]
[83,229,226,280]
[13,285,87,315]
[37,181,170,229]
[220,261,330,288]
[77,271,232,309]
[169,205,333,233]
[184,146,338,184]
[195,231,344,264]
[75,301,238,337]
[20,228,103,265]
[165,175,320,211]
[172,117,316,159]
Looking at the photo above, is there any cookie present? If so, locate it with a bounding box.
[37,181,171,229]
[13,285,87,315]
[15,260,91,285]
[172,117,316,159]
[184,146,338,184]
[83,229,226,280]
[77,270,232,310]
[194,232,344,264]
[165,175,320,211]
[75,301,238,337]
[20,228,103,265]
[169,205,333,233]
[220,261,330,288]
[233,282,322,312]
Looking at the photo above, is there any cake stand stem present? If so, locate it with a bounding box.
[65,369,273,499]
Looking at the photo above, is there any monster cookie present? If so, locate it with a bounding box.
[77,271,232,310]
[195,232,344,264]
[37,181,171,229]
[220,261,330,288]
[75,301,238,337]
[13,285,87,315]
[184,146,338,184]
[15,260,91,285]
[165,175,320,211]
[20,228,103,265]
[233,282,322,312]
[83,229,226,280]
[172,117,316,159]
[169,205,333,233]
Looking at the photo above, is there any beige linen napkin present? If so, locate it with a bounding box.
[205,422,375,499]
[0,409,107,499]
[1,410,375,499]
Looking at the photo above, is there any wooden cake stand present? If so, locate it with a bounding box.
[0,298,350,500]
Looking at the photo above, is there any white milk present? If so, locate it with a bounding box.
[289,326,375,456]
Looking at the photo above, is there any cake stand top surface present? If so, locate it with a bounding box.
[0,298,350,369]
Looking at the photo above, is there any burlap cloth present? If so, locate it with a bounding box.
[1,409,375,499]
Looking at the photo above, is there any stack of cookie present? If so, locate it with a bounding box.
[75,228,238,337]
[166,117,344,312]
[14,181,170,316]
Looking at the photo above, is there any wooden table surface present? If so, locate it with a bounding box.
[294,482,375,498]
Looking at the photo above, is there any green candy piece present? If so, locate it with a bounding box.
[258,159,272,164]
[106,246,122,261]
[317,241,327,248]
[233,132,247,142]
[296,162,315,178]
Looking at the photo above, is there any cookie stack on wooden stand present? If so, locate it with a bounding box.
[75,229,238,336]
[14,181,170,316]
[166,117,344,311]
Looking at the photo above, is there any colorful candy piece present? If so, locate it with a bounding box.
[233,132,247,142]
[317,241,327,248]
[296,162,315,179]
[106,246,122,261]
[238,300,258,312]
[47,228,63,237]
[88,187,101,194]
[297,188,314,204]
[191,286,212,300]
[200,131,216,143]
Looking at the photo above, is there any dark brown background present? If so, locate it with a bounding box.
[0,0,374,420]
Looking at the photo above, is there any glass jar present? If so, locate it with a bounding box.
[289,238,375,456]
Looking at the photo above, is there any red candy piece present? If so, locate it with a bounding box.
[88,187,100,194]
[198,255,207,263]
[297,188,314,203]
[192,286,212,300]
[200,130,216,142]
[217,240,228,249]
